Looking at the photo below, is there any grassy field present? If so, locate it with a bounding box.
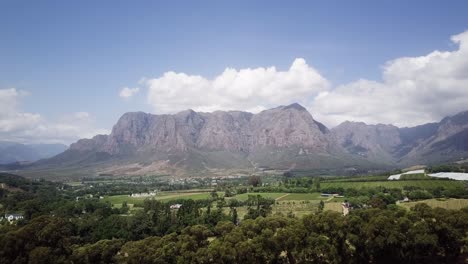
[321,180,463,189]
[225,202,320,219]
[323,175,389,182]
[277,193,327,201]
[399,198,468,210]
[324,202,343,213]
[229,192,286,201]
[104,191,223,206]
[399,174,430,180]
[274,200,321,217]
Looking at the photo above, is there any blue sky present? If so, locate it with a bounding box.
[1,1,468,144]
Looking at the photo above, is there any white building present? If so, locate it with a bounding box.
[341,202,350,216]
[388,169,426,180]
[5,214,24,222]
[170,204,182,209]
[130,191,157,197]
[428,172,468,181]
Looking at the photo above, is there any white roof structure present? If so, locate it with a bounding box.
[388,174,401,180]
[388,169,426,180]
[428,172,468,181]
[170,204,182,209]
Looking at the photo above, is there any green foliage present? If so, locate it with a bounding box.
[1,173,467,263]
[248,175,262,187]
[244,195,274,220]
[71,239,124,264]
[318,200,324,212]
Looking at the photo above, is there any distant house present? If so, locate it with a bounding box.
[130,191,157,198]
[5,213,24,222]
[170,204,182,209]
[321,193,340,197]
[341,202,350,216]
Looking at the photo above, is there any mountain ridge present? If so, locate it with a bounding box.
[13,103,468,179]
[0,142,68,164]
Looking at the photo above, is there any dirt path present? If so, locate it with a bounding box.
[275,193,290,201]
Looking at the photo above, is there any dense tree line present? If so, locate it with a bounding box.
[1,205,467,263]
[1,173,467,263]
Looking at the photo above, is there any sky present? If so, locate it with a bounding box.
[1,0,468,144]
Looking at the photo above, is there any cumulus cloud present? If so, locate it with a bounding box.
[0,88,109,144]
[139,31,468,128]
[119,87,140,98]
[146,58,330,113]
[311,30,468,127]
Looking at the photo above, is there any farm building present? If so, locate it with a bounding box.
[388,169,425,180]
[170,204,182,209]
[428,172,468,181]
[4,213,24,222]
[341,202,351,216]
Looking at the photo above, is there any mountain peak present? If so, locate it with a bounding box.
[282,103,307,111]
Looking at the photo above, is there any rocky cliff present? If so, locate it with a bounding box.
[29,104,468,178]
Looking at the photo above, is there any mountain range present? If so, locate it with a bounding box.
[0,142,67,164]
[10,103,468,179]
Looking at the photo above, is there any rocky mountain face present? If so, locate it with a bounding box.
[328,110,468,166]
[26,104,468,178]
[40,104,332,176]
[69,103,330,155]
[329,122,401,163]
[399,110,468,164]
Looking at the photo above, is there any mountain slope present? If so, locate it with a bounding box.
[0,142,68,164]
[30,104,364,178]
[400,110,468,164]
[15,105,468,179]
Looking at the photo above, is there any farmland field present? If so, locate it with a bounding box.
[276,193,327,201]
[321,180,463,189]
[399,174,430,180]
[399,198,468,210]
[323,175,389,182]
[226,202,320,219]
[104,191,223,206]
[230,192,286,201]
[324,202,343,213]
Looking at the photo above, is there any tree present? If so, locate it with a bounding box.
[71,239,124,264]
[224,188,234,197]
[318,200,324,212]
[248,176,262,187]
[283,171,294,184]
[313,177,321,191]
[244,195,274,220]
[230,207,238,224]
[120,201,129,214]
[210,190,219,200]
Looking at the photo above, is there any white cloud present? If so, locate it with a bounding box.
[119,87,140,98]
[146,58,330,113]
[311,30,468,127]
[0,88,109,144]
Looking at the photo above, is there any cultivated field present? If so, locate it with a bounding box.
[276,193,328,201]
[321,180,463,189]
[102,175,467,216]
[399,198,468,210]
[104,191,223,206]
[229,192,286,201]
[324,202,343,213]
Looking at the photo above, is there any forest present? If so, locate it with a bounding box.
[0,173,467,263]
